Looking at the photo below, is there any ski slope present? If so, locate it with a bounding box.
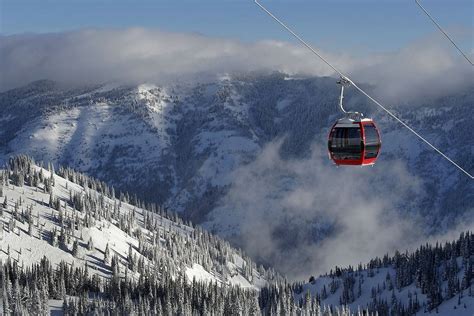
[0,159,269,291]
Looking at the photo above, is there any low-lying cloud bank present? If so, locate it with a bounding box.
[206,140,474,280]
[1,28,472,102]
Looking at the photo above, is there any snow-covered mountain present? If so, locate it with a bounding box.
[0,75,472,277]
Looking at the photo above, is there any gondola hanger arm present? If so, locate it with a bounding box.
[253,0,474,179]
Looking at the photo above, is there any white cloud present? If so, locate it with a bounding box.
[1,28,472,102]
[206,139,473,280]
[354,35,474,103]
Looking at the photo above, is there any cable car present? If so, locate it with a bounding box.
[327,78,381,166]
[328,115,381,166]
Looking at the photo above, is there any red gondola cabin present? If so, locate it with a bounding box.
[328,116,381,166]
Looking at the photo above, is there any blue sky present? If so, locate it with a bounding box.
[1,0,472,53]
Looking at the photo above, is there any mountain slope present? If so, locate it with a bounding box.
[0,156,279,314]
[1,76,472,218]
[301,232,474,315]
[0,155,271,286]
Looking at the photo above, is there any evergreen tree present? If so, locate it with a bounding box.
[72,240,79,257]
[104,243,111,264]
[87,237,94,251]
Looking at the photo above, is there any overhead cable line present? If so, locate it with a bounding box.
[415,0,473,66]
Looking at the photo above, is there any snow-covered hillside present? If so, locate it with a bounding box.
[0,156,272,288]
[0,75,472,278]
[299,232,474,315]
[0,156,283,314]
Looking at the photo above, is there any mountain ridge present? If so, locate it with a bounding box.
[1,75,472,278]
